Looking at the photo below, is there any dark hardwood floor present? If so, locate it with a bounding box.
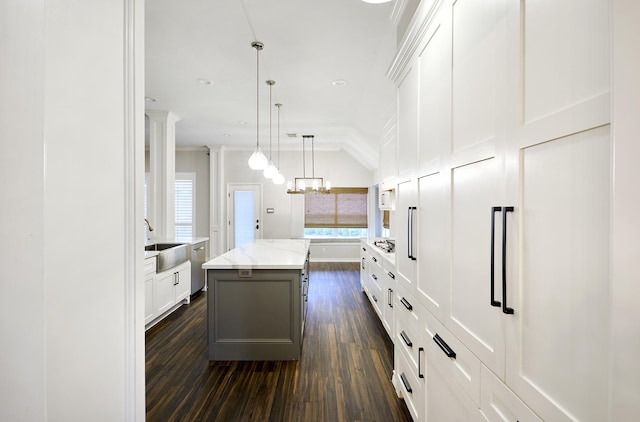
[146,262,412,421]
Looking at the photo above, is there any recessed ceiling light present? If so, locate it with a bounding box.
[197,78,212,85]
[332,79,347,87]
[239,121,248,125]
[145,96,157,102]
[222,133,231,137]
[361,0,391,3]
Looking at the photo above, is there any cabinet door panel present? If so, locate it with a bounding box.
[452,0,506,153]
[395,179,418,292]
[155,271,176,315]
[175,262,191,303]
[144,274,155,324]
[507,126,610,422]
[522,0,609,127]
[450,157,505,379]
[416,172,448,322]
[418,8,451,167]
[397,65,419,178]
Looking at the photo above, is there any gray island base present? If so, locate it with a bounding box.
[203,239,310,361]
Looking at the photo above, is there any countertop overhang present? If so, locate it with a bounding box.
[202,239,310,270]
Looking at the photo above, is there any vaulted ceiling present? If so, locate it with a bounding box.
[145,0,398,170]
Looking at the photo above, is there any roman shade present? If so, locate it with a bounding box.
[304,187,368,228]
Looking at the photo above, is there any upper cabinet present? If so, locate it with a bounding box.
[379,113,398,190]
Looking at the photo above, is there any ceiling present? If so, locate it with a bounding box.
[145,0,398,170]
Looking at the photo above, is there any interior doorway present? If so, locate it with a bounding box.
[227,184,262,250]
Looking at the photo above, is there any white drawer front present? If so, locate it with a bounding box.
[423,307,481,407]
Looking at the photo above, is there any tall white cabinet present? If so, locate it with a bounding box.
[388,0,617,420]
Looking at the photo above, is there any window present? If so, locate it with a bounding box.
[304,187,368,238]
[143,172,196,238]
[175,173,195,238]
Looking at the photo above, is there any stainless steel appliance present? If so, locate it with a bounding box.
[190,241,206,294]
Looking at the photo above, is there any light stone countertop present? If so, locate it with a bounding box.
[202,239,310,270]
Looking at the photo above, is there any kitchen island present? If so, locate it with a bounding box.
[202,239,310,361]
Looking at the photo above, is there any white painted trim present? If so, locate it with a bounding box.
[123,0,145,420]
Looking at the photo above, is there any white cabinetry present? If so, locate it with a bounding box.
[144,256,157,325]
[147,260,191,328]
[379,113,397,189]
[396,62,419,180]
[388,0,614,420]
[360,239,396,340]
[395,179,417,293]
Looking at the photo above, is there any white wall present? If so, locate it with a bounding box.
[220,148,374,258]
[1,1,144,421]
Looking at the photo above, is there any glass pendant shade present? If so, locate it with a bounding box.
[263,161,278,179]
[272,172,285,185]
[248,146,268,170]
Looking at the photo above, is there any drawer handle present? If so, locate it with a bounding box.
[388,271,395,279]
[372,294,378,303]
[400,330,413,347]
[433,333,456,359]
[362,247,366,251]
[372,256,377,263]
[362,257,365,270]
[372,274,377,280]
[418,347,424,378]
[388,288,393,307]
[400,373,412,394]
[400,297,413,311]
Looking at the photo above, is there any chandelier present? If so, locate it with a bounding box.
[287,135,331,194]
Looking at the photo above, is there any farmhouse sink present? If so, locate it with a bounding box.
[145,242,190,272]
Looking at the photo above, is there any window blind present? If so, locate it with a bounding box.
[304,187,368,228]
[175,173,195,238]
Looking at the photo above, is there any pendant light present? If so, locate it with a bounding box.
[263,80,278,179]
[248,41,268,170]
[272,103,285,185]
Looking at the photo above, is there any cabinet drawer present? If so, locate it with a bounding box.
[396,342,425,422]
[423,308,481,407]
[144,257,156,275]
[480,364,542,422]
[394,303,423,372]
[426,349,485,422]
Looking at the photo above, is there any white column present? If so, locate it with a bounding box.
[146,110,180,239]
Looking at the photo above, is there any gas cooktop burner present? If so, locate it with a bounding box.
[373,239,395,253]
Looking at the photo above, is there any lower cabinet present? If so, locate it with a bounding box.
[426,350,486,422]
[146,260,191,329]
[144,256,156,325]
[360,239,396,340]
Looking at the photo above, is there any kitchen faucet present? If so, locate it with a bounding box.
[144,218,154,233]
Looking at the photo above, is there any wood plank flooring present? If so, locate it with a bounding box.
[146,262,412,421]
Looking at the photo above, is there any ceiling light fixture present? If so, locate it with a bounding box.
[287,135,331,194]
[263,80,278,179]
[332,79,347,86]
[247,41,268,170]
[272,103,285,185]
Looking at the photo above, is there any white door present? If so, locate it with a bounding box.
[228,184,262,250]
